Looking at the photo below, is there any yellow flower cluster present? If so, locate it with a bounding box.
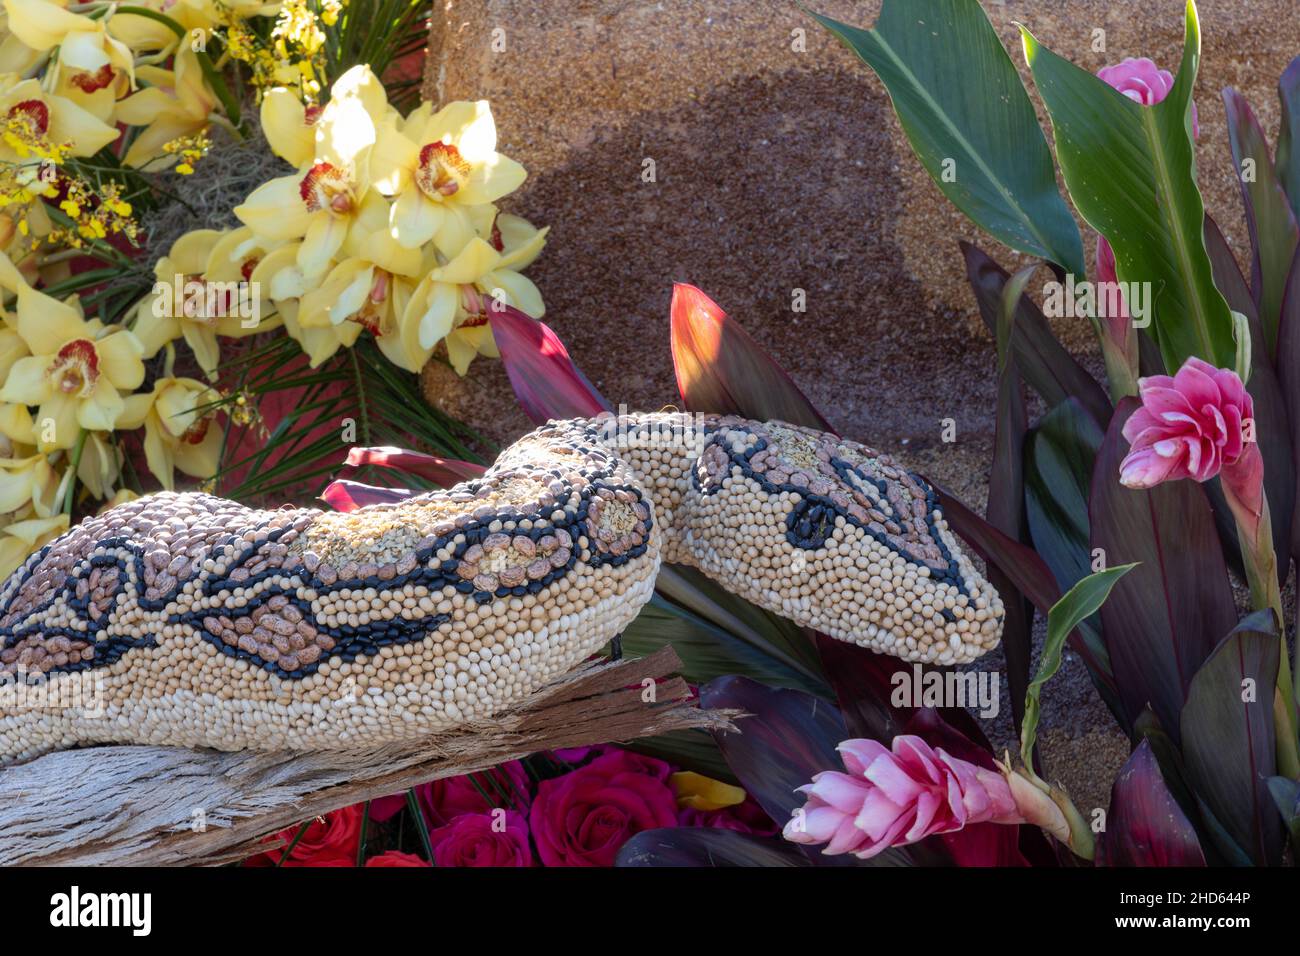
[0,251,225,576]
[164,65,548,375]
[222,0,341,103]
[0,4,550,581]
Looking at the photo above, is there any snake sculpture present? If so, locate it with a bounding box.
[0,413,1003,763]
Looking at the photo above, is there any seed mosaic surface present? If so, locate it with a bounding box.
[0,413,1001,762]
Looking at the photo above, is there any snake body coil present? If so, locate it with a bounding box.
[0,413,1003,762]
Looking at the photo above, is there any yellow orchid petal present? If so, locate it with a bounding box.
[130,298,182,359]
[297,212,347,276]
[419,101,482,145]
[168,229,222,276]
[0,513,67,579]
[46,92,119,156]
[114,86,172,126]
[432,203,476,258]
[59,28,111,74]
[77,384,124,431]
[369,118,417,195]
[670,771,747,811]
[0,354,50,405]
[412,277,458,351]
[35,392,80,450]
[389,184,443,249]
[482,268,544,317]
[234,173,312,240]
[16,285,88,354]
[141,415,175,491]
[0,327,28,380]
[0,402,34,444]
[444,329,478,376]
[173,420,221,481]
[180,322,221,380]
[458,152,526,205]
[116,390,154,431]
[495,220,548,271]
[94,329,145,390]
[4,0,95,52]
[261,87,314,167]
[433,236,500,284]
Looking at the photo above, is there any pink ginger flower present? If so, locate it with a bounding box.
[1119,357,1256,487]
[782,736,1023,859]
[1094,58,1197,328]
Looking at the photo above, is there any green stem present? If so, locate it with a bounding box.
[63,430,88,515]
[274,820,312,867]
[405,789,435,864]
[355,800,370,866]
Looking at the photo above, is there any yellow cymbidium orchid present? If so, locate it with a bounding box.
[116,46,215,169]
[4,0,135,123]
[402,212,548,374]
[0,446,58,515]
[0,506,67,578]
[268,296,363,368]
[0,75,120,162]
[75,429,120,499]
[236,65,391,276]
[0,257,144,449]
[132,228,264,380]
[296,258,425,372]
[118,376,222,491]
[108,0,220,55]
[370,99,526,254]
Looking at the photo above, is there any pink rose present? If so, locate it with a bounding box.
[782,736,1022,859]
[371,760,532,826]
[427,811,534,867]
[1119,357,1254,487]
[529,750,679,866]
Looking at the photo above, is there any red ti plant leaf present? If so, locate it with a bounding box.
[669,283,831,430]
[960,242,1111,426]
[1179,611,1284,867]
[1276,55,1300,217]
[1223,88,1300,356]
[1089,399,1236,743]
[1095,739,1206,867]
[320,479,415,512]
[1275,241,1300,566]
[344,446,486,487]
[616,828,809,867]
[1203,216,1295,584]
[488,304,610,425]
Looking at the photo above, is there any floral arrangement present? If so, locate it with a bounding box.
[241,744,776,867]
[0,0,546,579]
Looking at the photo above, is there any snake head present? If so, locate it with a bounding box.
[684,418,1003,664]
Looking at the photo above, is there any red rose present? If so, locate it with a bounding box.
[427,810,534,867]
[243,804,364,867]
[529,750,678,866]
[365,850,430,867]
[371,760,532,826]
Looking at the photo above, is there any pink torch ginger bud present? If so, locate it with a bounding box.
[782,736,1022,859]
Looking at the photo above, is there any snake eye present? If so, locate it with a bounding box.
[786,498,836,550]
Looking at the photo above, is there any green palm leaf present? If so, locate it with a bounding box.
[807,0,1084,276]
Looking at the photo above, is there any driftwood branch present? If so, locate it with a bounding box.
[0,647,731,866]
